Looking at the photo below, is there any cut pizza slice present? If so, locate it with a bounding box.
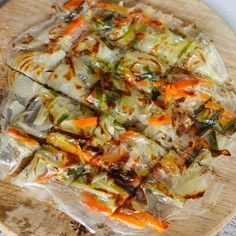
[6,69,99,138]
[123,148,215,216]
[45,32,120,100]
[12,137,168,233]
[8,13,87,85]
[13,144,130,214]
[0,127,39,178]
[91,1,227,82]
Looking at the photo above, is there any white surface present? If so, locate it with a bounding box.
[204,0,236,33]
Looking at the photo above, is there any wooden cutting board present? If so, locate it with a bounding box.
[1,0,236,235]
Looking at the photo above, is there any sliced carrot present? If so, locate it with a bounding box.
[82,192,112,214]
[148,19,163,28]
[124,72,149,87]
[152,81,165,87]
[134,212,168,232]
[136,79,149,86]
[36,173,57,184]
[222,110,234,118]
[172,89,195,100]
[205,101,222,111]
[198,93,210,101]
[111,213,145,228]
[73,117,97,128]
[163,84,171,105]
[118,130,138,142]
[64,15,85,35]
[96,3,127,14]
[123,72,137,86]
[199,79,214,87]
[82,151,94,163]
[89,157,101,167]
[173,79,199,91]
[64,0,84,9]
[7,128,39,146]
[148,115,172,125]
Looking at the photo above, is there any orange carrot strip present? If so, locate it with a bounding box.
[199,79,214,87]
[136,80,149,86]
[148,19,163,28]
[96,3,127,14]
[163,85,171,105]
[152,81,165,87]
[134,212,168,232]
[82,192,112,214]
[89,157,101,167]
[111,213,145,228]
[124,73,137,86]
[172,89,195,100]
[118,130,138,142]
[205,101,222,111]
[64,0,84,9]
[222,110,234,118]
[173,79,199,91]
[124,74,149,87]
[36,173,57,184]
[64,15,85,35]
[7,128,39,146]
[82,151,94,162]
[73,117,97,128]
[148,115,172,125]
[198,93,210,101]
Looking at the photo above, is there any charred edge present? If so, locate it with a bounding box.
[184,191,205,200]
[184,147,203,168]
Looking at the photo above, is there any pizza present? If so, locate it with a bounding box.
[1,0,236,234]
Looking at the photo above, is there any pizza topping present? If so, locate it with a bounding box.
[64,0,85,10]
[63,15,86,34]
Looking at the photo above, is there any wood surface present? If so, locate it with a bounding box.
[1,0,236,235]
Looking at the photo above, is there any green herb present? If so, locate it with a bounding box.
[106,93,118,107]
[112,61,121,79]
[121,23,137,42]
[197,110,218,127]
[96,15,113,34]
[67,165,87,177]
[129,37,141,48]
[101,37,115,50]
[56,113,69,125]
[193,104,207,117]
[178,38,194,59]
[64,14,76,23]
[196,124,211,136]
[135,66,158,83]
[75,6,83,14]
[184,147,203,168]
[86,61,95,74]
[204,129,219,151]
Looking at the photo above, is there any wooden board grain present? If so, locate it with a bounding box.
[0,0,236,235]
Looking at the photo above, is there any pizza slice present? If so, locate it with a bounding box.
[0,127,39,178]
[90,1,227,82]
